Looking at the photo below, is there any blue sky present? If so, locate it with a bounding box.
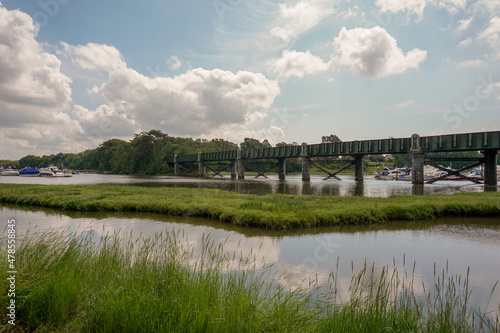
[1,0,499,159]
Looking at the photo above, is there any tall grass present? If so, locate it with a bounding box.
[1,230,498,332]
[0,184,499,229]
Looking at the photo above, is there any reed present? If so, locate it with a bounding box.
[1,230,498,332]
[0,184,499,229]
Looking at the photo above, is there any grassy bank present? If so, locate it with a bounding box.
[1,184,499,230]
[1,230,498,332]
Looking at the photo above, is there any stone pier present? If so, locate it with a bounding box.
[301,142,310,182]
[410,134,424,184]
[354,155,364,181]
[173,155,179,176]
[483,149,498,186]
[278,158,286,180]
[197,152,205,177]
[230,160,237,179]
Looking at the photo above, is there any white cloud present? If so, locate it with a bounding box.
[66,46,281,140]
[0,3,84,159]
[478,16,500,49]
[271,1,334,42]
[457,59,483,68]
[271,50,331,79]
[455,18,473,32]
[375,0,428,19]
[458,37,473,48]
[168,55,182,70]
[439,0,467,14]
[61,42,126,72]
[334,26,427,78]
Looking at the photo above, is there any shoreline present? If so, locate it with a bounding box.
[1,184,499,229]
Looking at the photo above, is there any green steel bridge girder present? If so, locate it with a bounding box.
[165,131,500,164]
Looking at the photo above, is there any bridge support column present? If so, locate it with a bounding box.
[354,155,364,181]
[278,158,286,180]
[174,162,180,176]
[237,159,245,179]
[301,156,311,181]
[198,161,205,177]
[230,160,237,179]
[173,155,179,176]
[301,142,310,182]
[483,149,498,186]
[411,152,425,184]
[197,152,205,177]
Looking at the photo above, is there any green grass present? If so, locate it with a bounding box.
[1,230,498,332]
[0,184,499,230]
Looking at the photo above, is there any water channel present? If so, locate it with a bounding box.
[1,174,499,316]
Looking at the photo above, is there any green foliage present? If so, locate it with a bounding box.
[1,230,497,332]
[1,184,498,230]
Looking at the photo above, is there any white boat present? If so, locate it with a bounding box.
[374,166,407,180]
[0,166,19,176]
[39,166,65,177]
[63,169,73,177]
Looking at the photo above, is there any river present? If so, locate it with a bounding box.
[1,173,497,196]
[1,203,499,316]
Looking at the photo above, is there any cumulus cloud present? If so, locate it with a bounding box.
[375,0,428,19]
[61,42,126,72]
[334,26,427,78]
[270,50,332,79]
[64,43,281,141]
[0,3,84,158]
[271,1,334,42]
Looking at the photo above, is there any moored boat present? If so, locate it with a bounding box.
[39,166,65,177]
[19,167,40,177]
[63,169,73,177]
[0,166,19,176]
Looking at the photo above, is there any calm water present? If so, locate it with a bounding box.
[2,204,499,315]
[1,173,497,197]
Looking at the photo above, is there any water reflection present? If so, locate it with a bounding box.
[2,204,499,315]
[1,173,497,197]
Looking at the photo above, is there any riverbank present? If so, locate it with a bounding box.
[1,230,498,332]
[1,184,499,229]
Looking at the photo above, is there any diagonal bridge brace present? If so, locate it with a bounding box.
[178,164,197,176]
[311,160,356,181]
[426,159,484,184]
[204,163,231,177]
[244,161,278,178]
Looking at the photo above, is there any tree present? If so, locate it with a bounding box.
[322,134,341,143]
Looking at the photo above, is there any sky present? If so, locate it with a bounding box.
[0,0,499,160]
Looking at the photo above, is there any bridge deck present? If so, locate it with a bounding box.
[166,131,500,163]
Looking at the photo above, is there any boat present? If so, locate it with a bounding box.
[19,167,40,177]
[63,169,73,177]
[0,166,19,176]
[39,166,65,177]
[374,166,407,180]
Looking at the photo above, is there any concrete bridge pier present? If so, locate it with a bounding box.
[197,152,205,177]
[278,158,286,180]
[230,160,237,179]
[483,149,498,186]
[237,159,245,179]
[301,142,310,182]
[354,155,364,181]
[173,155,179,176]
[411,152,425,184]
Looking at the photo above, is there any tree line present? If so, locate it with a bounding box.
[1,130,489,175]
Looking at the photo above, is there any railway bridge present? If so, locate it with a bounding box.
[165,131,499,186]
